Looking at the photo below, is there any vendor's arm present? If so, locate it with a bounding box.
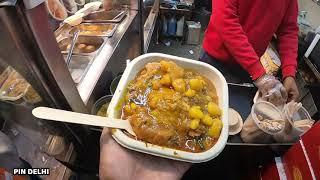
[276,0,299,101]
[215,0,265,80]
[275,0,299,78]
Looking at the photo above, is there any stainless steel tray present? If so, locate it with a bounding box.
[83,10,126,23]
[58,36,105,55]
[63,55,94,84]
[69,23,117,37]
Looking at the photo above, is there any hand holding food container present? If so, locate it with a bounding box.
[254,74,288,106]
[99,128,191,180]
[108,53,228,162]
[33,53,229,163]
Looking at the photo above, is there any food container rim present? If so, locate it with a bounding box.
[107,53,229,163]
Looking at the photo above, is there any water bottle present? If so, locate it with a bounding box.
[167,15,177,36]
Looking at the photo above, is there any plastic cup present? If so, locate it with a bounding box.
[241,101,285,143]
[274,104,313,142]
[91,95,113,116]
[110,75,122,95]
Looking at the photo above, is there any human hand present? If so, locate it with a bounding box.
[283,76,299,102]
[99,128,191,180]
[254,74,288,105]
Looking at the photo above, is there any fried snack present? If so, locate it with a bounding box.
[24,86,42,104]
[0,71,29,99]
[84,45,96,53]
[0,67,13,87]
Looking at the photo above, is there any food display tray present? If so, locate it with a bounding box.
[58,36,105,56]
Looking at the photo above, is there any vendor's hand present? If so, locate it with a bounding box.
[99,128,191,180]
[283,76,299,102]
[254,74,288,105]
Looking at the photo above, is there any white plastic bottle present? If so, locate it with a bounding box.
[176,16,185,37]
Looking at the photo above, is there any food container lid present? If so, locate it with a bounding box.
[76,6,92,16]
[64,13,84,26]
[84,1,101,11]
[228,108,243,135]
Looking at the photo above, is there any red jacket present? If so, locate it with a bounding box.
[203,0,299,80]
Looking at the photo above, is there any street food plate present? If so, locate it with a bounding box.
[107,53,229,163]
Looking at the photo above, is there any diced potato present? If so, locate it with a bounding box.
[189,119,200,130]
[185,89,196,97]
[152,80,161,90]
[124,104,132,114]
[172,79,186,93]
[195,76,206,85]
[77,43,86,50]
[160,61,171,72]
[169,67,184,80]
[189,79,203,91]
[130,103,137,110]
[189,106,204,119]
[201,114,213,126]
[145,62,161,74]
[160,74,171,86]
[150,110,160,118]
[207,102,221,116]
[149,96,160,109]
[208,118,223,138]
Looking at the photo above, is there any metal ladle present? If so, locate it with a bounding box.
[66,30,80,67]
[62,13,84,67]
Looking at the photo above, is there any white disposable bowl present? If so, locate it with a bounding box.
[107,53,229,163]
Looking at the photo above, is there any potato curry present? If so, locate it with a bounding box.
[121,61,223,152]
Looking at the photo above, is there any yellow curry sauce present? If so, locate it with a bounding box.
[121,61,222,152]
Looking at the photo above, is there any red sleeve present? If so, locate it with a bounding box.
[215,0,266,80]
[276,0,299,79]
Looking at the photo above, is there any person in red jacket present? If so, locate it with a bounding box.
[201,0,300,103]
